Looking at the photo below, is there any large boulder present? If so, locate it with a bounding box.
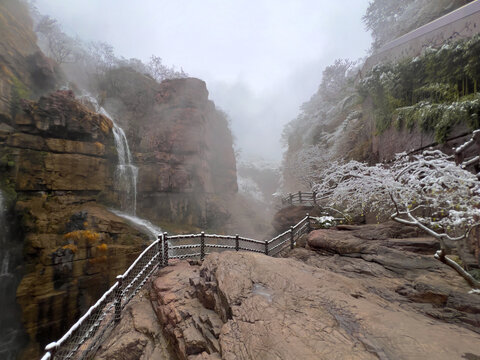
[150,250,480,360]
[93,288,175,360]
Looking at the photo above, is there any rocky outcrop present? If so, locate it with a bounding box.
[0,91,150,359]
[94,288,176,360]
[371,121,474,163]
[0,90,115,194]
[304,223,480,332]
[98,69,237,230]
[150,260,222,359]
[145,223,480,360]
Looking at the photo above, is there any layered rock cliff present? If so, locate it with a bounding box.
[0,3,240,358]
[0,90,151,359]
[97,68,237,231]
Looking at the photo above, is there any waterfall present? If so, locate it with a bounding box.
[79,94,138,215]
[111,125,138,215]
[78,93,162,239]
[110,210,162,241]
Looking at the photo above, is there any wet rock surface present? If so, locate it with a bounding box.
[150,261,223,359]
[302,223,480,334]
[148,224,480,360]
[94,288,176,360]
[15,199,149,359]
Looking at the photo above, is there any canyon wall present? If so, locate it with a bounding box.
[0,2,240,358]
[98,68,238,231]
[0,90,150,359]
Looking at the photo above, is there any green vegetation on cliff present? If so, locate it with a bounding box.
[359,35,480,142]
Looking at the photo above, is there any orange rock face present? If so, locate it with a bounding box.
[0,91,149,359]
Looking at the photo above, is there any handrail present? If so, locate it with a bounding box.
[280,191,318,207]
[122,238,161,280]
[41,214,314,360]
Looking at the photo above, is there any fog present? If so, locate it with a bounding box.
[34,0,371,163]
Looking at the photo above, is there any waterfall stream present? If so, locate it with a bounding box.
[110,210,162,241]
[79,93,162,239]
[79,94,138,215]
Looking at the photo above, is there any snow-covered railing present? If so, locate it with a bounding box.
[40,235,166,360]
[41,215,313,360]
[281,191,318,207]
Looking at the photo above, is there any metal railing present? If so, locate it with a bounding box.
[280,191,317,207]
[41,215,313,360]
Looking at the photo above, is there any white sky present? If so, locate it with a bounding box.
[34,0,372,163]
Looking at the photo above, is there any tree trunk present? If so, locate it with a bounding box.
[434,250,480,289]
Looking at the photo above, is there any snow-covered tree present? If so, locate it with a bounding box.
[312,150,480,288]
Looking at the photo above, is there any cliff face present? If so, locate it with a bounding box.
[0,90,150,359]
[0,0,61,119]
[98,69,238,230]
[0,2,239,357]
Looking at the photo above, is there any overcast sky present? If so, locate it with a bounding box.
[34,0,372,163]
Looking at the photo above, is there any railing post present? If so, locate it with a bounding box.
[157,235,163,267]
[289,193,293,205]
[312,190,317,205]
[264,240,269,255]
[306,213,311,233]
[235,234,239,251]
[200,231,205,260]
[298,191,302,203]
[290,226,294,249]
[114,275,123,324]
[163,232,169,267]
